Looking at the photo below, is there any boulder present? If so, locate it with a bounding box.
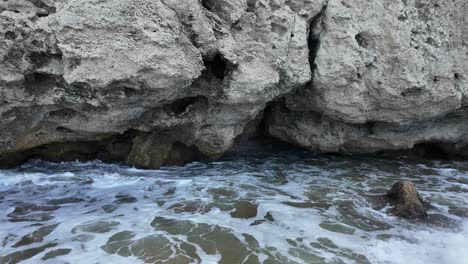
[386,180,427,219]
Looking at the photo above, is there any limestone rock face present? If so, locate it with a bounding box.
[286,0,468,124]
[269,0,468,155]
[0,0,323,167]
[0,0,467,167]
[386,180,427,219]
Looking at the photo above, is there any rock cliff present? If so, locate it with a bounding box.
[1,0,467,168]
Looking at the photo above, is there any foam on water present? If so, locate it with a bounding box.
[0,152,467,264]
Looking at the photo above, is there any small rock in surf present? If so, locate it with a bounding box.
[386,180,427,218]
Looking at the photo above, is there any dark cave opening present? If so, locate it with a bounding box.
[203,53,227,80]
[0,130,211,170]
[409,142,468,160]
[227,102,297,154]
[372,141,468,161]
[165,142,203,166]
[0,131,139,169]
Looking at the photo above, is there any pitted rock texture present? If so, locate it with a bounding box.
[0,0,467,168]
[269,0,468,155]
[386,180,427,219]
[286,0,468,124]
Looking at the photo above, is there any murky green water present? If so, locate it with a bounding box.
[0,151,467,263]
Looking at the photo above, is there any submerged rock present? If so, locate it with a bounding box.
[41,248,72,261]
[230,201,258,219]
[386,180,427,219]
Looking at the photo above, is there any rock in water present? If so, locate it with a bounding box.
[230,201,258,219]
[386,181,427,219]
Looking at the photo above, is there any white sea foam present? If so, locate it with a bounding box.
[0,153,467,263]
[363,221,468,264]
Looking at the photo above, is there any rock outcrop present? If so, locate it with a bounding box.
[386,180,427,218]
[0,0,467,168]
[268,0,468,155]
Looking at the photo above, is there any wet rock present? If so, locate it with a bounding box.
[282,201,331,210]
[12,223,59,248]
[102,204,117,213]
[9,203,59,215]
[0,242,58,263]
[249,211,275,225]
[126,135,173,169]
[336,200,393,231]
[114,194,137,204]
[71,234,95,242]
[71,220,119,234]
[7,203,59,222]
[449,207,468,218]
[47,196,85,205]
[250,220,266,226]
[41,248,72,260]
[424,213,459,229]
[319,222,356,235]
[150,217,255,263]
[101,231,136,256]
[7,213,54,223]
[386,180,427,219]
[316,237,338,249]
[102,232,182,262]
[230,201,258,219]
[264,212,275,222]
[208,188,238,198]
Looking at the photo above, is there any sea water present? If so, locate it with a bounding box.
[0,151,467,264]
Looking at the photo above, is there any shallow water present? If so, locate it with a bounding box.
[0,151,467,264]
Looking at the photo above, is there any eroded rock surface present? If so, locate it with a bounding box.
[386,180,427,218]
[269,0,468,155]
[0,0,467,168]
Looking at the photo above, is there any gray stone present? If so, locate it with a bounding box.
[386,180,427,218]
[269,0,468,156]
[0,0,467,168]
